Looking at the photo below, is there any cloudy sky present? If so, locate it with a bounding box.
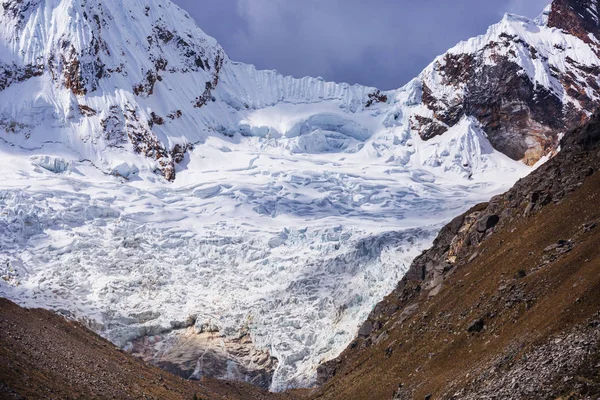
[172,0,550,90]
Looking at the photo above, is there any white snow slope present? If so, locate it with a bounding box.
[1,0,591,391]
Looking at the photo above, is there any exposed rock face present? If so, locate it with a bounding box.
[0,0,221,181]
[1,0,41,28]
[413,0,600,165]
[357,112,600,348]
[193,52,224,108]
[548,0,600,44]
[132,328,278,390]
[0,61,43,91]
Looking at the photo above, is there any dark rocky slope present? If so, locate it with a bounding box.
[0,298,299,400]
[314,114,600,399]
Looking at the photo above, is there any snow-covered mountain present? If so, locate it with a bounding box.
[1,0,599,392]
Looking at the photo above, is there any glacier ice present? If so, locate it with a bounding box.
[30,156,70,173]
[0,132,529,390]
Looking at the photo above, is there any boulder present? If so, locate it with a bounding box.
[476,214,500,233]
[468,318,485,333]
[358,320,374,337]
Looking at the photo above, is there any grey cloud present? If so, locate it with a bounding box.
[172,0,550,89]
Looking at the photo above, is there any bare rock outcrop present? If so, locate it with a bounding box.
[132,328,278,390]
[413,0,600,165]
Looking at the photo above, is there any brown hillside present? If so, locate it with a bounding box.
[313,115,600,399]
[0,298,299,400]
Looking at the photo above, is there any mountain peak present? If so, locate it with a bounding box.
[548,0,600,43]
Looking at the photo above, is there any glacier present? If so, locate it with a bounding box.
[5,0,598,391]
[0,129,527,391]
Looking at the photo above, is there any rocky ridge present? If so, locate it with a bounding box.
[2,0,600,179]
[413,0,600,164]
[131,328,279,389]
